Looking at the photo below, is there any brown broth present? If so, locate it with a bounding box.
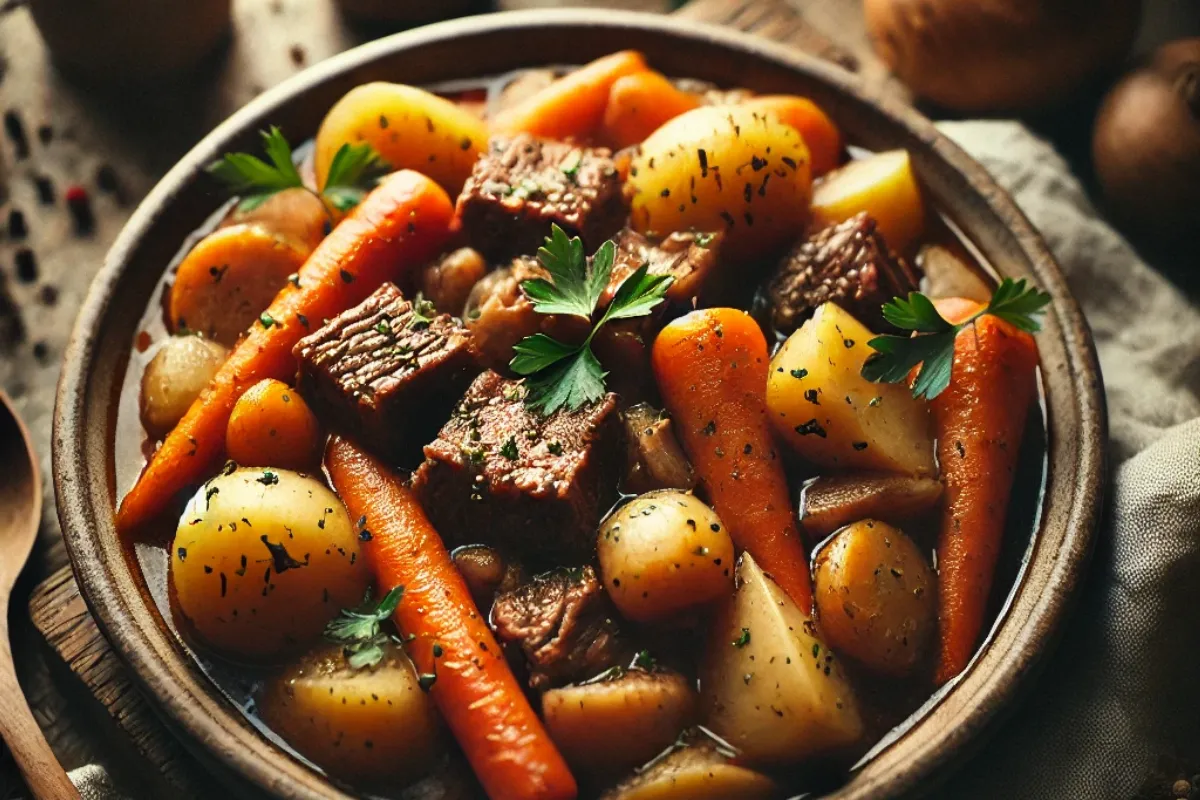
[111,69,1049,800]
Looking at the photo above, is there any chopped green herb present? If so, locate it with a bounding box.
[259,312,275,329]
[499,436,519,461]
[732,627,751,648]
[510,225,673,415]
[256,470,279,486]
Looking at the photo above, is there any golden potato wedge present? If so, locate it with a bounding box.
[767,303,936,476]
[701,553,863,767]
[543,669,697,775]
[813,519,936,676]
[811,149,925,254]
[600,732,778,800]
[628,105,812,258]
[315,82,488,197]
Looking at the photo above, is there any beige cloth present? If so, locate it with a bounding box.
[57,122,1200,799]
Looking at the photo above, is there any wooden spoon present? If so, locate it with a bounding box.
[0,391,79,799]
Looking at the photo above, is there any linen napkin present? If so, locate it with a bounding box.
[51,121,1200,800]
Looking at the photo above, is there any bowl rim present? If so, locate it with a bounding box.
[53,8,1107,800]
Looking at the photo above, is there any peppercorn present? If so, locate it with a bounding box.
[14,248,37,283]
[33,175,54,205]
[65,185,94,234]
[7,209,27,239]
[36,124,53,145]
[4,110,28,159]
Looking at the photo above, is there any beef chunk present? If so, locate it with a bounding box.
[457,135,626,261]
[412,371,620,563]
[602,229,725,307]
[294,283,480,462]
[491,566,627,689]
[766,213,920,334]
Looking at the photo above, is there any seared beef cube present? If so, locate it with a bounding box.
[294,283,480,462]
[458,135,626,261]
[412,371,620,563]
[602,229,725,307]
[766,213,920,334]
[491,566,628,689]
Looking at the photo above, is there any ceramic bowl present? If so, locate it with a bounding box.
[54,9,1106,799]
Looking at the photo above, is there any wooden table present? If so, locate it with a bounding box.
[1,0,1196,796]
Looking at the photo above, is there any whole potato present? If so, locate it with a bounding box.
[259,642,442,787]
[171,468,368,661]
[140,335,228,438]
[315,82,488,197]
[223,186,329,254]
[597,490,735,623]
[812,519,935,676]
[627,105,812,258]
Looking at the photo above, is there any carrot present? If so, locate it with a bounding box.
[116,170,454,536]
[491,50,648,140]
[325,436,577,800]
[168,223,308,347]
[652,308,813,611]
[741,95,843,177]
[226,378,323,471]
[601,70,701,149]
[930,299,1040,684]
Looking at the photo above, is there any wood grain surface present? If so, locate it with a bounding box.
[4,1,876,797]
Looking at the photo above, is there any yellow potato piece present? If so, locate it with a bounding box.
[701,554,863,766]
[171,468,368,662]
[811,149,925,253]
[813,519,936,676]
[315,82,488,197]
[259,643,442,787]
[767,302,935,476]
[628,105,812,258]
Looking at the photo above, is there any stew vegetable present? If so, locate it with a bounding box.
[117,53,1050,800]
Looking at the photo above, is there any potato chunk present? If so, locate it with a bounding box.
[171,468,368,661]
[543,669,697,776]
[627,105,812,258]
[767,302,935,476]
[139,335,228,438]
[597,490,734,623]
[315,82,488,197]
[259,643,442,787]
[701,554,863,767]
[811,149,925,254]
[600,732,778,800]
[812,519,935,676]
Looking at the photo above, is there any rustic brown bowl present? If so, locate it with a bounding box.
[54,9,1106,799]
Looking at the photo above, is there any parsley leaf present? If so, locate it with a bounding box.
[510,226,672,415]
[408,294,436,330]
[208,128,389,215]
[324,585,404,670]
[861,278,1050,400]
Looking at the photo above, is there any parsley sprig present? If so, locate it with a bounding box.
[324,585,404,670]
[208,127,389,215]
[510,225,673,415]
[861,278,1050,400]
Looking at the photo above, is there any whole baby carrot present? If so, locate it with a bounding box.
[491,50,648,140]
[117,170,454,536]
[931,299,1040,684]
[652,307,813,611]
[326,436,577,800]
